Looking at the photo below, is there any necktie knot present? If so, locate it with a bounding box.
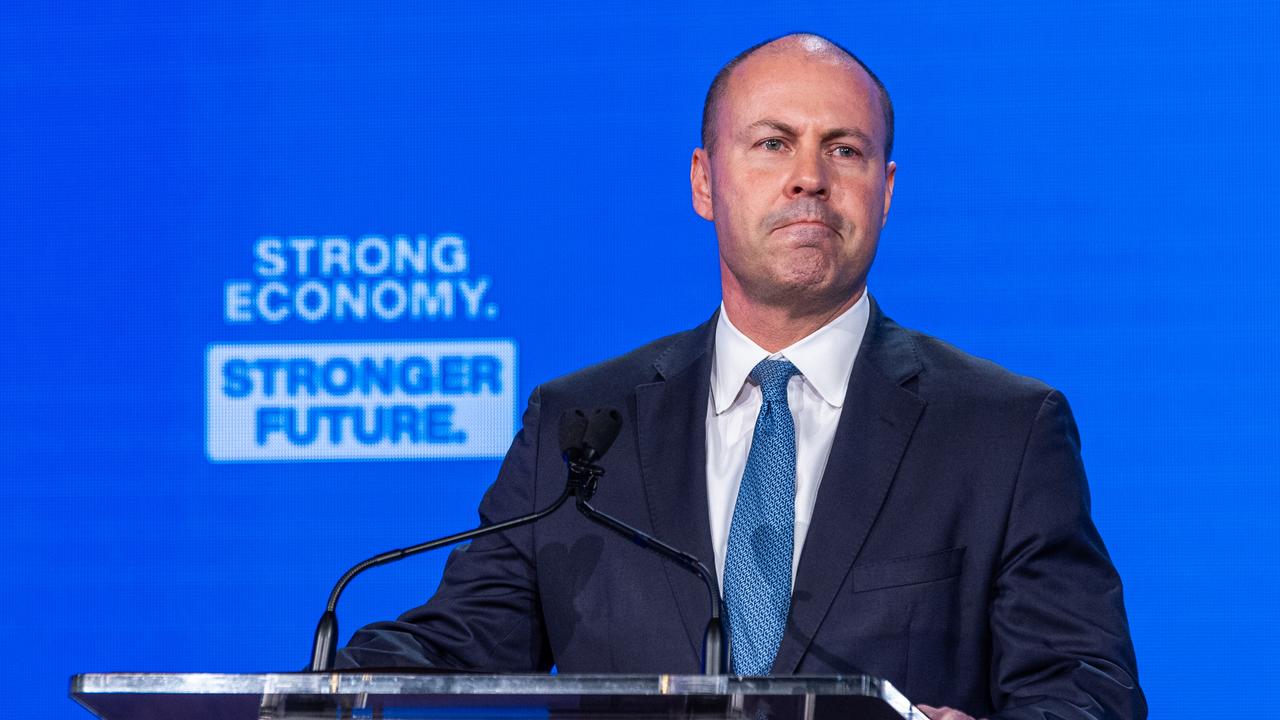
[750,358,799,404]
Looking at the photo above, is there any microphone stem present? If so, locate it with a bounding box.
[576,496,729,674]
[325,487,573,613]
[310,485,574,671]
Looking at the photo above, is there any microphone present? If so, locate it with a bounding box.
[558,407,620,502]
[563,408,730,676]
[307,409,603,672]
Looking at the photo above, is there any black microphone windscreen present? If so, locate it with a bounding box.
[583,408,623,457]
[558,408,589,455]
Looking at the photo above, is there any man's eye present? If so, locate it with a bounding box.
[833,145,861,158]
[761,138,785,151]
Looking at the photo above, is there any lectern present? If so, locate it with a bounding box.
[71,673,927,719]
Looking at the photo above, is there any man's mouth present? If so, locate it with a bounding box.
[776,219,834,233]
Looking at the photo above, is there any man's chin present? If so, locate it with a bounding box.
[749,276,852,313]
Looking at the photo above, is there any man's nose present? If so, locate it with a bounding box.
[786,149,829,199]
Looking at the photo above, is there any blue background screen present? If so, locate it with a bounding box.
[1,2,1277,717]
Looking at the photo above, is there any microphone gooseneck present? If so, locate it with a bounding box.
[307,408,604,672]
[566,408,730,676]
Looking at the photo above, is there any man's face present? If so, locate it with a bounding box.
[691,45,895,313]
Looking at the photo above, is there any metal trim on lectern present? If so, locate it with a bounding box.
[71,673,927,719]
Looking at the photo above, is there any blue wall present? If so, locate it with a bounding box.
[2,2,1277,717]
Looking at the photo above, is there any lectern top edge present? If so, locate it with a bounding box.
[70,672,925,720]
[72,672,900,697]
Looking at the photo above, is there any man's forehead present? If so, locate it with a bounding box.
[720,46,881,127]
[728,42,874,98]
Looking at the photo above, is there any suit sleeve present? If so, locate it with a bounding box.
[988,391,1147,719]
[334,387,554,672]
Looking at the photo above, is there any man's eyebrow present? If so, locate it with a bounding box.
[745,119,800,137]
[822,127,873,146]
[744,120,873,146]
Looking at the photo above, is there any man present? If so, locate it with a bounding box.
[338,34,1145,720]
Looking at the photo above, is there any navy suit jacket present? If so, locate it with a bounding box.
[338,300,1146,719]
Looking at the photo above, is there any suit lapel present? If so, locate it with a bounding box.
[635,315,720,665]
[772,300,926,674]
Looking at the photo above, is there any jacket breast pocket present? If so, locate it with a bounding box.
[850,546,966,592]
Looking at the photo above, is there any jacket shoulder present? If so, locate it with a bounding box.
[538,324,707,405]
[899,325,1059,410]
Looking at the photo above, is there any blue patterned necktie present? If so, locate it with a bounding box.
[724,357,801,676]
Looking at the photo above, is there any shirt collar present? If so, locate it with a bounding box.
[711,290,871,414]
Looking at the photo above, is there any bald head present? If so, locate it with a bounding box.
[700,33,894,160]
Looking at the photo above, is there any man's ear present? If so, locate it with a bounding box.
[690,148,714,221]
[881,160,896,228]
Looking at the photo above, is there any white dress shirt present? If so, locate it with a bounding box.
[705,291,871,588]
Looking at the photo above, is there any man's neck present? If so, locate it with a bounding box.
[721,287,865,353]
